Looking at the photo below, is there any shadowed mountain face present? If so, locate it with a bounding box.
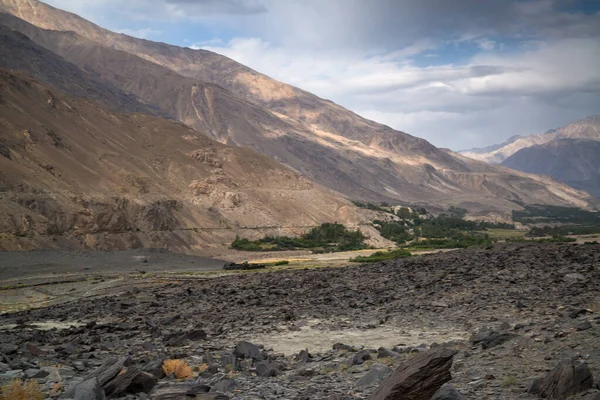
[0,0,598,217]
[0,67,366,252]
[460,116,600,164]
[502,139,600,199]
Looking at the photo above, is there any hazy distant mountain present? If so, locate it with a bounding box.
[461,135,523,155]
[460,116,600,164]
[502,139,600,199]
[0,0,597,221]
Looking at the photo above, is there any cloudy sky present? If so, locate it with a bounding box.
[44,0,600,150]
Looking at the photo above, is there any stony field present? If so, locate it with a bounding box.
[0,242,599,399]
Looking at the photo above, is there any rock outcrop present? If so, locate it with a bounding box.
[369,348,457,400]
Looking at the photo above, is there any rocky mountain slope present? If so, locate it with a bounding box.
[0,67,369,252]
[0,0,597,216]
[502,139,600,199]
[461,116,600,164]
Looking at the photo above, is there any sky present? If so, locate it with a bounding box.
[43,0,600,150]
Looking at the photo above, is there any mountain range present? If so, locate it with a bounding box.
[461,116,600,164]
[461,116,600,199]
[0,0,597,252]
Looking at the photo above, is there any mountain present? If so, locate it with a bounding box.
[0,0,598,218]
[0,66,378,252]
[460,135,523,157]
[502,139,600,199]
[0,25,164,116]
[460,116,600,164]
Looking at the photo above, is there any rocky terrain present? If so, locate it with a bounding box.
[1,242,599,399]
[0,1,597,217]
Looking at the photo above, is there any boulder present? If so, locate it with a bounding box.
[358,363,393,388]
[255,361,277,377]
[369,347,457,400]
[528,358,593,399]
[481,332,518,349]
[210,379,237,393]
[377,347,400,359]
[351,350,372,366]
[233,341,262,361]
[431,384,465,400]
[73,378,106,400]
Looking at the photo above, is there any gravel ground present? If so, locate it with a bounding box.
[0,242,599,399]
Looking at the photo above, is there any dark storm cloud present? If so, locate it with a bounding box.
[260,0,600,49]
[165,0,267,15]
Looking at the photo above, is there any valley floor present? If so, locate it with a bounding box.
[0,243,599,399]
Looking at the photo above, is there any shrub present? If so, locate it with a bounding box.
[162,359,193,379]
[350,249,411,263]
[231,223,367,253]
[274,260,289,266]
[0,379,45,400]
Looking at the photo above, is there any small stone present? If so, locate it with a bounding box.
[563,273,586,285]
[575,321,592,331]
[210,378,237,393]
[351,350,372,366]
[377,347,400,359]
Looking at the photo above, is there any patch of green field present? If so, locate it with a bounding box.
[485,229,527,239]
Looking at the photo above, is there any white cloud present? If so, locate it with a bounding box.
[476,38,496,51]
[42,0,600,149]
[202,36,600,149]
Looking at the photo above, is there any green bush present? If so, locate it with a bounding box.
[350,249,412,263]
[231,223,368,253]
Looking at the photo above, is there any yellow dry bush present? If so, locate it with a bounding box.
[0,379,45,400]
[162,359,193,379]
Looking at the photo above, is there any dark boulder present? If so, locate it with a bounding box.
[369,347,457,400]
[255,361,277,377]
[210,379,237,393]
[233,341,263,361]
[351,350,372,366]
[358,363,393,388]
[528,358,593,399]
[73,378,106,400]
[431,384,465,400]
